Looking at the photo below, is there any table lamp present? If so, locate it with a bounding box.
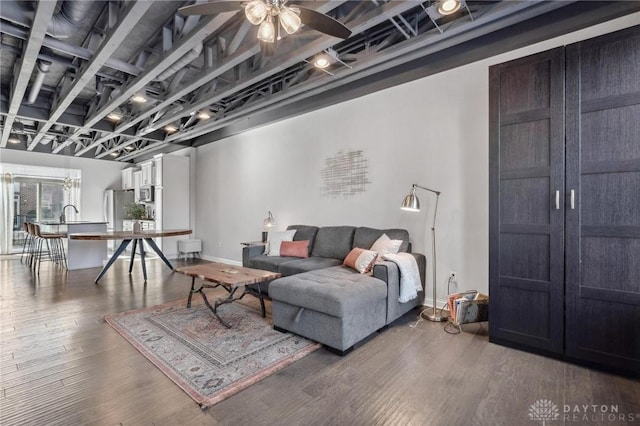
[262,211,275,242]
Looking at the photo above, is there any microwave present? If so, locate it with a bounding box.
[140,187,154,202]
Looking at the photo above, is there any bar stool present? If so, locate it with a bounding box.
[32,224,67,273]
[20,222,34,264]
[25,223,37,267]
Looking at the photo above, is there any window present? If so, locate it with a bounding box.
[0,163,81,254]
[13,178,66,225]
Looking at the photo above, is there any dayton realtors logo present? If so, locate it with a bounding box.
[528,400,560,425]
[529,400,639,424]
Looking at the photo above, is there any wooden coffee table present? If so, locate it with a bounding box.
[175,262,281,328]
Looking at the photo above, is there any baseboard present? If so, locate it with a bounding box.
[199,254,242,266]
[422,296,450,311]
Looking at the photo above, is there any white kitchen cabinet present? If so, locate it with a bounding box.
[121,167,136,190]
[140,160,154,187]
[153,154,163,187]
[133,171,142,202]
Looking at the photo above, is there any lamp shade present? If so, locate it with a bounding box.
[401,189,420,212]
[257,17,276,43]
[279,6,301,34]
[245,0,268,25]
[263,211,276,231]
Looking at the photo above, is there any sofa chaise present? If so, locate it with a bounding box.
[242,225,425,355]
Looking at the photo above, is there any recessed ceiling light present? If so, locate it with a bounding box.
[131,94,147,103]
[164,124,178,133]
[8,136,20,144]
[110,151,119,157]
[438,0,461,15]
[314,55,331,69]
[124,145,134,151]
[107,112,122,121]
[197,111,211,120]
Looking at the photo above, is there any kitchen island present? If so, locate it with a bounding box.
[39,221,108,270]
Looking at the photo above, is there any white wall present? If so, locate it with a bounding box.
[0,150,127,222]
[196,14,639,307]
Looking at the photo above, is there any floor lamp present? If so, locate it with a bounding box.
[401,184,449,322]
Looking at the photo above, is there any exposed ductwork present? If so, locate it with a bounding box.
[155,43,203,82]
[26,60,51,104]
[0,1,94,39]
[46,1,94,39]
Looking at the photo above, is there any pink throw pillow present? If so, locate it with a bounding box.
[280,240,310,258]
[343,248,378,274]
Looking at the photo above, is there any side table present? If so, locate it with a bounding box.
[241,241,266,247]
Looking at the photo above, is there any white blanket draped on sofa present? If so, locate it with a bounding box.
[382,253,422,303]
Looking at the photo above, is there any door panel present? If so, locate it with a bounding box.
[500,120,551,170]
[498,60,551,113]
[581,237,640,293]
[499,234,550,281]
[489,47,565,354]
[500,178,550,225]
[499,287,550,339]
[581,105,640,163]
[565,25,640,374]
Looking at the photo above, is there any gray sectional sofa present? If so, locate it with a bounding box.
[242,225,426,355]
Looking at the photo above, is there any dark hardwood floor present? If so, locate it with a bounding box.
[1,256,638,425]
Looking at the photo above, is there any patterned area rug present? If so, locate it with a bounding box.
[105,299,320,408]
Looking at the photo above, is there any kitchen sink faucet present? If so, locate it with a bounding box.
[60,204,79,224]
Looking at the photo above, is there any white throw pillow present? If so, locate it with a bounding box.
[265,230,297,256]
[370,233,403,255]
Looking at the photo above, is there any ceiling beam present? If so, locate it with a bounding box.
[188,1,640,148]
[27,1,154,151]
[0,20,142,77]
[178,1,566,141]
[76,1,348,157]
[74,43,261,157]
[53,11,238,154]
[0,1,56,148]
[129,0,418,146]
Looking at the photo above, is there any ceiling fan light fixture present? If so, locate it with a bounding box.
[279,6,301,34]
[438,0,461,15]
[257,17,276,43]
[245,0,268,25]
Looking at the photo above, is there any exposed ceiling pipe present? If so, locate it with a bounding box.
[155,43,203,81]
[0,1,94,39]
[26,60,52,104]
[46,1,94,39]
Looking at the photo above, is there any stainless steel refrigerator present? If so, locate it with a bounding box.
[103,189,134,252]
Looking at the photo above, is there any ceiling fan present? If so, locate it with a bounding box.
[178,0,352,43]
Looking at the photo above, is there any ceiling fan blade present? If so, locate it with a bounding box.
[294,6,352,39]
[178,1,243,16]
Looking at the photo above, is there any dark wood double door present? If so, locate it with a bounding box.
[489,25,640,375]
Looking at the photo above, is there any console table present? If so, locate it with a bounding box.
[69,229,192,283]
